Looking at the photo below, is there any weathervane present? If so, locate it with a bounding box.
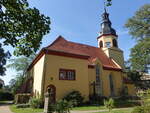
[103,0,112,8]
[103,0,106,12]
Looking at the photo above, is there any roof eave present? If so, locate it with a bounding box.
[103,66,122,71]
[27,48,90,71]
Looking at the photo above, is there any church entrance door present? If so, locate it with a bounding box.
[47,84,56,103]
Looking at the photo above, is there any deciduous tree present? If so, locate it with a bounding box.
[0,0,50,76]
[7,54,35,94]
[0,44,10,76]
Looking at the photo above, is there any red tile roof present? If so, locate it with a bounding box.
[28,36,122,71]
[46,36,122,71]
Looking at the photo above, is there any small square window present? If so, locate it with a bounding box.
[59,69,75,80]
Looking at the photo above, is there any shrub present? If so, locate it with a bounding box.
[137,90,150,106]
[55,100,72,113]
[29,97,44,108]
[132,106,145,113]
[0,91,14,101]
[104,98,114,113]
[113,98,141,108]
[15,93,30,104]
[16,104,30,108]
[132,106,150,113]
[89,95,107,105]
[63,91,84,107]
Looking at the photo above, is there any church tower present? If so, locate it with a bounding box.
[97,9,125,70]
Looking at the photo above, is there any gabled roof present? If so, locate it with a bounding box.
[28,36,122,71]
[46,36,122,71]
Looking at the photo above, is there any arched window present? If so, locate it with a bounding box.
[113,39,118,47]
[109,75,114,96]
[95,64,101,96]
[124,86,128,95]
[99,41,103,48]
[96,64,100,76]
[95,64,100,82]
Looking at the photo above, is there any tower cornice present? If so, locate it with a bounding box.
[97,34,118,40]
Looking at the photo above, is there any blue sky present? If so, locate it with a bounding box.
[1,0,150,85]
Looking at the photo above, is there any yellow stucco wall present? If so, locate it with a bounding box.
[98,35,125,70]
[88,68,95,95]
[125,84,136,96]
[32,55,45,97]
[105,48,125,70]
[30,53,135,100]
[102,70,123,97]
[43,54,89,101]
[88,59,124,97]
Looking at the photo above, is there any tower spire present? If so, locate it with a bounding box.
[99,6,117,37]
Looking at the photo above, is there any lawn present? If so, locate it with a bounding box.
[10,105,43,113]
[72,105,134,113]
[72,105,135,112]
[10,105,134,113]
[94,108,133,113]
[72,105,105,111]
[10,105,105,113]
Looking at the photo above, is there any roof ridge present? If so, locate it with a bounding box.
[68,41,99,49]
[46,35,67,48]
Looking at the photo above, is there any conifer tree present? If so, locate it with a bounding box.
[125,4,150,72]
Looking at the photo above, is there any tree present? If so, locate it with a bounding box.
[130,38,150,72]
[0,0,50,56]
[9,74,24,94]
[0,43,10,76]
[125,4,150,72]
[7,54,35,94]
[7,54,35,74]
[0,0,50,76]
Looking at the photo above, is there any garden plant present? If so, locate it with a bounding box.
[104,98,114,113]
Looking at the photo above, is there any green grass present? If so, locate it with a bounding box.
[9,105,134,113]
[10,105,43,113]
[72,105,106,111]
[93,108,133,113]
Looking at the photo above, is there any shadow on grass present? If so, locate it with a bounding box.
[0,101,14,106]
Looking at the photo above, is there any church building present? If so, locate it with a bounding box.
[27,10,135,101]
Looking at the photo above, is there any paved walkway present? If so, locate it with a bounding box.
[0,105,13,113]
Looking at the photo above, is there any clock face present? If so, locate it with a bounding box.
[105,42,111,48]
